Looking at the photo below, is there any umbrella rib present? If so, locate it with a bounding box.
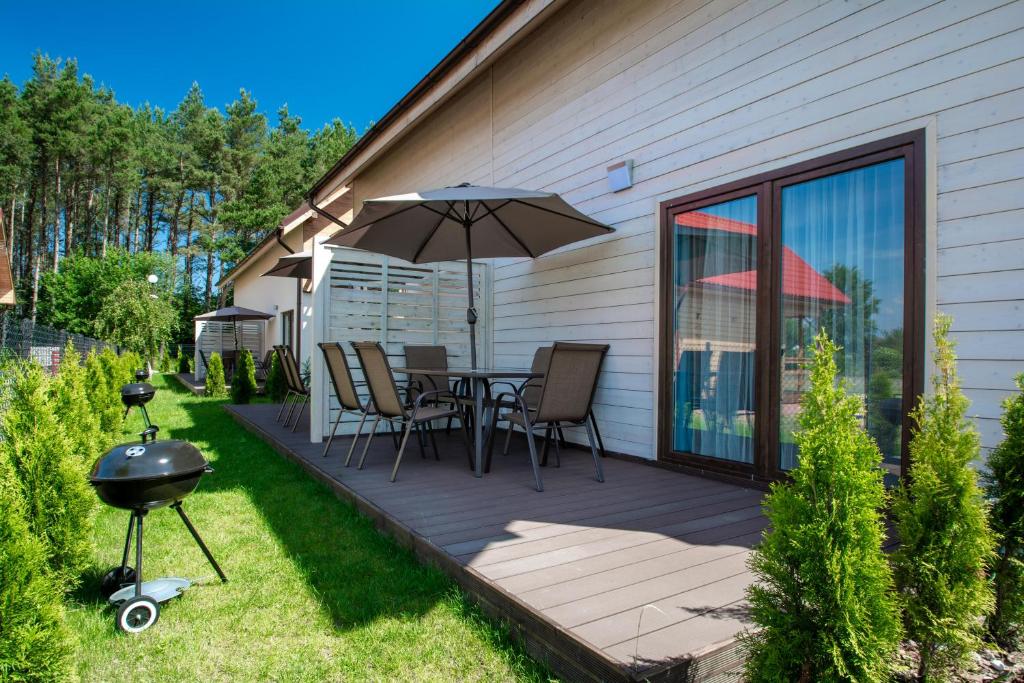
[411,207,453,263]
[479,201,534,258]
[509,199,614,232]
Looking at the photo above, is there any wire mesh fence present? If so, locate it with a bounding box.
[0,312,116,375]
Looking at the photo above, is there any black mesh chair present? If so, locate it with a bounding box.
[274,345,309,431]
[319,342,377,465]
[488,342,609,492]
[351,341,471,482]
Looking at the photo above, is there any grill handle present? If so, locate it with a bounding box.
[204,466,215,473]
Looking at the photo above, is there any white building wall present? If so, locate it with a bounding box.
[342,0,1024,457]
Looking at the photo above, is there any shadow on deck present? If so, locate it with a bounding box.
[225,403,766,682]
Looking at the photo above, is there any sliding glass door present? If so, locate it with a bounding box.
[659,132,922,481]
[671,195,758,464]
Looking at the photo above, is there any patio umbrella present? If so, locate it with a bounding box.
[194,306,273,352]
[324,183,614,368]
[261,252,312,279]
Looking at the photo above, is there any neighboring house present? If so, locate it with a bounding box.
[215,192,352,373]
[284,0,1018,481]
[0,209,14,307]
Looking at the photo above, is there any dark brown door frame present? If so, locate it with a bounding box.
[658,129,926,482]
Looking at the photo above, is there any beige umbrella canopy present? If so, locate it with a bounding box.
[324,183,613,368]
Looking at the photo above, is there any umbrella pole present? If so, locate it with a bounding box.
[464,217,478,370]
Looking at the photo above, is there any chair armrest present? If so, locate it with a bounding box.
[412,389,460,410]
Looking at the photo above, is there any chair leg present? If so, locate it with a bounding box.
[445,414,453,436]
[388,421,399,450]
[391,419,416,482]
[290,395,308,432]
[484,407,501,473]
[322,408,345,457]
[553,423,561,468]
[589,410,606,457]
[428,426,440,461]
[284,391,301,426]
[458,413,474,467]
[277,391,295,421]
[524,426,544,493]
[358,415,382,470]
[416,422,427,459]
[345,411,369,467]
[585,419,605,483]
[502,423,513,456]
[540,427,551,467]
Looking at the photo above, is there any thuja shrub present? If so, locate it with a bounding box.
[0,362,95,591]
[178,345,190,374]
[52,341,105,468]
[231,349,257,404]
[265,351,287,403]
[205,352,227,398]
[893,315,995,681]
[743,332,901,683]
[85,349,122,436]
[118,350,143,384]
[0,453,74,682]
[159,346,172,373]
[985,372,1024,650]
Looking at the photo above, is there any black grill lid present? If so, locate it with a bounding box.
[121,382,155,398]
[90,439,208,483]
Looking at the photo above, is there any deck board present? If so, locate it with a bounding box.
[226,403,766,682]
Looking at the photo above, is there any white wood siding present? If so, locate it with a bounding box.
[345,0,1024,457]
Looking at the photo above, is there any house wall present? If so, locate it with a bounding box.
[230,225,313,365]
[344,0,1024,458]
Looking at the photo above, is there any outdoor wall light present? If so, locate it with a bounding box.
[607,159,634,192]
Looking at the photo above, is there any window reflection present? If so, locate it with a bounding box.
[672,196,758,464]
[779,158,905,482]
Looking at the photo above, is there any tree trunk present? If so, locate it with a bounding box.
[53,156,61,270]
[23,177,37,283]
[101,181,111,257]
[29,256,40,323]
[144,186,156,251]
[184,193,195,291]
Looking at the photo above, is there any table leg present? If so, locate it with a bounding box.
[474,376,484,478]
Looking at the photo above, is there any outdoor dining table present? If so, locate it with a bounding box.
[391,366,542,478]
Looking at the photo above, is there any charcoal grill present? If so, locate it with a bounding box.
[89,439,227,633]
[121,382,158,442]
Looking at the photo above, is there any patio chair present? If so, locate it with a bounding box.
[487,342,609,492]
[319,342,376,465]
[403,344,467,434]
[351,341,471,482]
[274,345,309,431]
[255,349,274,382]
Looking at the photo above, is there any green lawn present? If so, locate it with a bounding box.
[68,374,552,682]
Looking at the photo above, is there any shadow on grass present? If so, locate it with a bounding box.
[139,374,550,680]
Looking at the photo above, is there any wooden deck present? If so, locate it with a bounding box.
[226,403,766,682]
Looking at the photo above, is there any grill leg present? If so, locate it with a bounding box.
[120,512,135,574]
[344,410,369,467]
[172,502,227,583]
[139,405,152,428]
[134,511,145,598]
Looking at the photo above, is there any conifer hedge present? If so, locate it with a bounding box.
[205,353,226,398]
[743,332,901,682]
[0,452,74,682]
[85,349,122,435]
[265,351,287,403]
[986,372,1024,650]
[178,345,190,374]
[231,349,257,404]
[893,315,995,681]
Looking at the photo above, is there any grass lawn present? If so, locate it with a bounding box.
[68,374,552,682]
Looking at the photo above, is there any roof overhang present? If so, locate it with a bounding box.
[308,0,564,206]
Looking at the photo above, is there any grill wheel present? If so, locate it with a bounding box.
[116,595,160,633]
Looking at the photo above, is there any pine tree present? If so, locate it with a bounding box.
[743,332,901,683]
[985,372,1024,649]
[230,348,256,404]
[0,362,95,590]
[205,352,226,398]
[893,315,995,681]
[0,451,74,682]
[178,344,190,374]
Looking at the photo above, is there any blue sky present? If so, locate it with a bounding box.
[0,0,499,133]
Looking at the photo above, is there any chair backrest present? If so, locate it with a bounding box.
[534,342,609,424]
[351,342,406,418]
[522,346,552,409]
[319,342,362,411]
[403,345,450,397]
[274,345,304,394]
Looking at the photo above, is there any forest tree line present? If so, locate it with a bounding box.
[0,54,358,336]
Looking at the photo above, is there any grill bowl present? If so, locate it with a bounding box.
[121,383,156,408]
[90,440,210,511]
